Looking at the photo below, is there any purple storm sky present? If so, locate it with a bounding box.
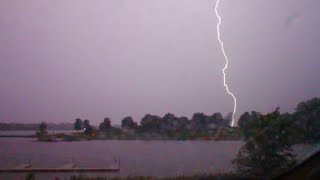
[0,0,319,125]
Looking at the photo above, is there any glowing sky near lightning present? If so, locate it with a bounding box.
[0,0,319,124]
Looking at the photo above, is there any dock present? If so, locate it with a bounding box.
[0,161,119,173]
[0,168,120,173]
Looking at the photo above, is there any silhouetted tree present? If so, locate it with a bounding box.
[74,118,83,130]
[161,113,178,132]
[99,117,111,131]
[83,119,90,128]
[233,108,296,178]
[83,119,93,135]
[292,97,320,143]
[36,122,48,136]
[121,116,137,129]
[162,113,176,123]
[209,112,227,138]
[238,111,262,139]
[177,116,189,130]
[191,113,209,131]
[209,113,224,125]
[141,114,162,131]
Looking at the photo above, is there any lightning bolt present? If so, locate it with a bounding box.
[214,0,237,127]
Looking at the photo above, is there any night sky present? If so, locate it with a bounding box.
[0,0,319,125]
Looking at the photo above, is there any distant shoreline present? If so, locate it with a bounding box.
[0,122,74,131]
[0,135,36,138]
[0,133,242,142]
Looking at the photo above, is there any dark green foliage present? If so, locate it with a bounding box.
[39,122,47,133]
[140,114,162,132]
[83,119,90,128]
[36,122,48,136]
[67,112,241,141]
[65,97,319,143]
[191,113,208,131]
[99,117,111,132]
[237,111,262,139]
[233,108,296,178]
[121,116,137,129]
[84,126,94,135]
[210,112,226,129]
[83,119,94,135]
[292,97,320,144]
[74,118,83,130]
[25,173,35,180]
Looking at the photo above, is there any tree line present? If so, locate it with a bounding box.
[233,97,320,178]
[73,112,233,138]
[32,97,320,178]
[72,97,320,178]
[72,97,320,144]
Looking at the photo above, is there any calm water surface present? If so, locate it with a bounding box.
[1,135,317,180]
[0,138,243,179]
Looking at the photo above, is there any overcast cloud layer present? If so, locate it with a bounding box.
[0,0,319,125]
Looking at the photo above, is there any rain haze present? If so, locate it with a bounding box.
[0,0,319,125]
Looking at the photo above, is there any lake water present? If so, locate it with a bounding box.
[0,132,318,180]
[0,137,243,179]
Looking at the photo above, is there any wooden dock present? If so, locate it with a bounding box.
[0,168,120,173]
[0,161,119,173]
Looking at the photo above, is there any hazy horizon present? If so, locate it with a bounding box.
[1,0,319,125]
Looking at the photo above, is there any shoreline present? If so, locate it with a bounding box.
[0,134,242,141]
[0,135,36,138]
